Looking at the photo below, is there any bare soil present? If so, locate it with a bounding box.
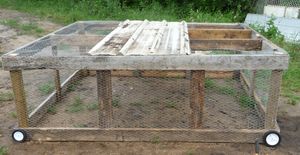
[0,9,300,155]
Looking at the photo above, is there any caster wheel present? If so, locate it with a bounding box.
[12,129,27,143]
[263,131,281,147]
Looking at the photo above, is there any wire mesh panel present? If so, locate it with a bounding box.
[18,69,274,131]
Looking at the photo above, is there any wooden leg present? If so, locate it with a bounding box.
[10,70,29,127]
[54,70,61,102]
[190,70,205,128]
[265,70,283,129]
[96,70,113,128]
[249,70,257,97]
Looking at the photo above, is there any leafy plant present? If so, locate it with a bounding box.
[86,102,98,111]
[112,99,121,108]
[9,112,17,119]
[0,92,14,102]
[38,82,55,95]
[47,106,57,115]
[0,146,7,155]
[66,97,85,113]
[165,101,177,109]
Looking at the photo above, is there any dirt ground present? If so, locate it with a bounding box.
[1,9,300,155]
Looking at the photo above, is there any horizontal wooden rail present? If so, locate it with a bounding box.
[190,39,262,51]
[19,128,270,143]
[188,29,252,39]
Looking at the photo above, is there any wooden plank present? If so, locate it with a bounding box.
[190,70,205,128]
[190,39,262,51]
[188,23,243,29]
[29,70,83,126]
[265,70,283,129]
[205,71,234,79]
[54,70,61,102]
[189,29,252,40]
[96,70,113,128]
[10,70,29,127]
[19,128,268,143]
[2,54,289,71]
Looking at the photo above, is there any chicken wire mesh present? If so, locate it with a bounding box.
[255,0,300,14]
[17,68,275,130]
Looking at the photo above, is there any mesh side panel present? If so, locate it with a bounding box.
[21,70,270,130]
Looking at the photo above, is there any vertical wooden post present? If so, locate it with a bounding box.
[190,70,205,128]
[249,70,257,97]
[78,23,90,77]
[96,70,113,128]
[54,70,62,102]
[265,70,283,129]
[10,70,29,127]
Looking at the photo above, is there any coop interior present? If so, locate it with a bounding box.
[9,21,277,131]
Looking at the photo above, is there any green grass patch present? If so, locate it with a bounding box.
[66,81,80,92]
[38,82,55,95]
[66,97,85,113]
[239,95,256,108]
[0,92,14,102]
[165,101,177,109]
[0,19,44,36]
[9,111,17,119]
[0,146,7,155]
[112,99,121,108]
[129,102,143,107]
[86,102,98,111]
[47,106,57,115]
[73,124,88,128]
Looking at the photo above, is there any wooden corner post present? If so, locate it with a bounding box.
[10,70,29,127]
[190,70,205,128]
[265,70,283,129]
[96,70,113,128]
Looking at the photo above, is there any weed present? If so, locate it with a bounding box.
[47,106,57,115]
[205,79,215,88]
[66,81,79,92]
[239,95,255,108]
[66,97,85,113]
[130,102,143,107]
[165,101,177,109]
[151,136,160,144]
[0,92,14,102]
[9,111,17,119]
[216,86,236,96]
[0,146,7,155]
[150,100,160,104]
[86,102,98,111]
[73,124,88,128]
[112,99,120,108]
[38,82,55,95]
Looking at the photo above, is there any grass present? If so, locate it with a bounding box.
[86,102,98,111]
[38,82,55,95]
[0,146,7,155]
[112,99,121,108]
[0,92,14,102]
[73,124,88,128]
[129,102,143,107]
[9,111,17,119]
[66,82,80,92]
[47,106,57,115]
[66,97,85,113]
[0,0,239,25]
[165,101,177,109]
[0,19,44,36]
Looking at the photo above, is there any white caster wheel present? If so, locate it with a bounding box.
[12,129,27,143]
[263,131,281,147]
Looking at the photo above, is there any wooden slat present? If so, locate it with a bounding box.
[189,29,252,39]
[2,54,288,71]
[190,70,205,128]
[265,70,283,129]
[54,70,61,102]
[10,70,29,127]
[188,23,243,29]
[20,128,268,143]
[190,39,262,51]
[96,70,113,128]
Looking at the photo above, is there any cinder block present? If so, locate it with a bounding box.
[285,7,300,19]
[264,5,286,17]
